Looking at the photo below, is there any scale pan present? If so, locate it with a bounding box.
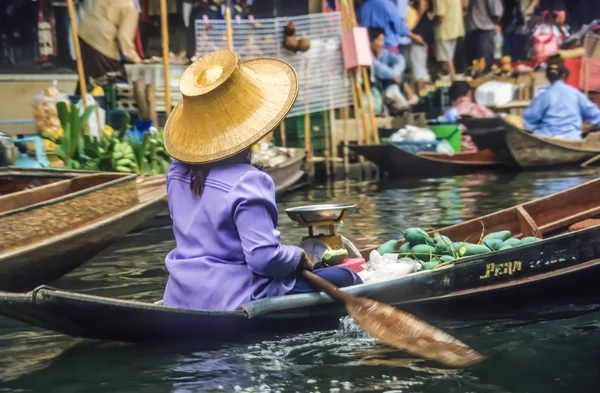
[285,204,356,225]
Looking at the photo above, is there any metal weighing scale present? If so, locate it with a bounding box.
[285,204,362,264]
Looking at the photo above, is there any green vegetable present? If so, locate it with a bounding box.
[398,257,415,263]
[116,165,134,173]
[420,259,440,270]
[399,242,411,253]
[116,158,134,167]
[439,255,455,263]
[322,249,348,265]
[458,243,491,257]
[499,244,514,250]
[434,235,453,255]
[405,228,434,245]
[411,244,436,261]
[377,240,398,255]
[483,238,504,251]
[483,230,512,242]
[112,151,123,160]
[519,236,540,245]
[501,238,521,248]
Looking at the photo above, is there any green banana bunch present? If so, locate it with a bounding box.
[113,140,137,173]
[144,129,172,175]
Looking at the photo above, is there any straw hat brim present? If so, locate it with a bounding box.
[164,54,298,164]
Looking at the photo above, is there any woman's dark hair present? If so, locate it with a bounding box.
[185,148,258,197]
[546,55,570,83]
[449,81,471,102]
[368,27,385,42]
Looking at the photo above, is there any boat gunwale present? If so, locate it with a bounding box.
[352,143,500,166]
[0,187,166,262]
[263,148,306,173]
[0,173,137,219]
[504,119,600,153]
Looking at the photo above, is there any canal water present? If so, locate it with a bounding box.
[1,169,600,393]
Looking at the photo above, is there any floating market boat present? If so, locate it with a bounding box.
[463,117,600,168]
[1,179,600,343]
[0,170,167,292]
[348,143,501,178]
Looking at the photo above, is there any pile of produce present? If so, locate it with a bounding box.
[40,103,173,174]
[251,144,294,168]
[376,227,541,271]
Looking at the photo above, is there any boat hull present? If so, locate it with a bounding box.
[463,118,600,168]
[1,224,599,343]
[349,143,500,178]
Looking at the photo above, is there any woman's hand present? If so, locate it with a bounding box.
[298,250,315,271]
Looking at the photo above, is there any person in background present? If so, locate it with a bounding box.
[358,0,426,53]
[408,0,433,93]
[523,56,600,141]
[528,0,566,26]
[369,27,419,110]
[444,81,495,150]
[433,0,465,78]
[78,0,142,83]
[464,0,504,71]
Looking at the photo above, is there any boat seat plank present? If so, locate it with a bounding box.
[539,206,600,234]
[0,173,127,214]
[516,206,543,239]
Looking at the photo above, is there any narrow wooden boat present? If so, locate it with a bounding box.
[262,148,306,193]
[349,143,501,178]
[1,178,600,342]
[463,117,600,168]
[0,172,167,292]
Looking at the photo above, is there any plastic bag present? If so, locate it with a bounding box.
[32,80,69,139]
[74,94,105,138]
[436,139,455,155]
[358,251,420,284]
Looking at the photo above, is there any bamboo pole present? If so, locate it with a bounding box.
[280,122,286,147]
[323,105,331,177]
[362,67,380,144]
[342,104,350,175]
[303,59,314,177]
[160,0,172,116]
[225,5,234,51]
[353,70,371,144]
[66,0,87,107]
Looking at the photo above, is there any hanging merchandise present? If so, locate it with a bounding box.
[38,0,58,62]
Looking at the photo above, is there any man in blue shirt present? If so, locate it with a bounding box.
[358,0,425,52]
[369,27,419,109]
[523,57,600,140]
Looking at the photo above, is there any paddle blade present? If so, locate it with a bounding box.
[346,298,485,368]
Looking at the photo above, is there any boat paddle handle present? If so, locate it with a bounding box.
[301,270,356,304]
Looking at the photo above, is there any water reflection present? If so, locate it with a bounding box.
[1,168,599,392]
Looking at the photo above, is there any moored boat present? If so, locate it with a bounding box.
[463,117,600,168]
[1,178,600,342]
[261,148,306,193]
[0,171,167,292]
[349,143,501,178]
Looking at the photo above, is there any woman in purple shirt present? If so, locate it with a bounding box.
[161,50,361,311]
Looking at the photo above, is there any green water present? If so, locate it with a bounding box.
[1,168,600,392]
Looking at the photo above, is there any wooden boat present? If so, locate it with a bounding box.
[349,143,501,178]
[262,148,306,193]
[1,178,600,342]
[462,117,600,168]
[0,170,167,292]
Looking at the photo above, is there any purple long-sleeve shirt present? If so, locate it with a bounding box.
[163,161,302,311]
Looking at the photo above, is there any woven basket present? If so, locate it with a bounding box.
[0,173,138,253]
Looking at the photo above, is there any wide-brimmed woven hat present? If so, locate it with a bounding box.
[164,50,298,164]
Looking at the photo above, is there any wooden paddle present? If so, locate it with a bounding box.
[301,270,485,368]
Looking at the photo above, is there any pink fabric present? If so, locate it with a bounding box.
[454,97,495,119]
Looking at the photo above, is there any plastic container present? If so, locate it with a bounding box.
[339,257,365,273]
[391,140,439,154]
[124,64,187,89]
[428,122,462,152]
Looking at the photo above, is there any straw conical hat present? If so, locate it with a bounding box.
[164,50,298,164]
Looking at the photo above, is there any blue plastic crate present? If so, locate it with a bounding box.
[391,140,439,154]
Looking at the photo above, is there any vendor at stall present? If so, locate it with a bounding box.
[161,51,361,312]
[523,56,600,140]
[78,0,142,82]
